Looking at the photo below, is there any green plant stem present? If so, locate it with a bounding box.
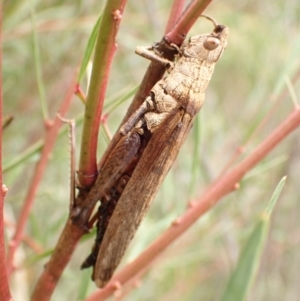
[78,0,127,187]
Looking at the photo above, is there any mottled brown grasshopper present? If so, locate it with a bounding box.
[72,16,229,287]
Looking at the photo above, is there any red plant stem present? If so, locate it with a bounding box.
[165,0,213,45]
[85,107,300,301]
[6,77,75,277]
[0,2,13,299]
[164,0,185,34]
[77,0,127,187]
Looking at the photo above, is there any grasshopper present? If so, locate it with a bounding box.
[72,16,229,288]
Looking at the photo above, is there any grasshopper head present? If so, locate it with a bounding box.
[204,24,229,50]
[183,23,229,63]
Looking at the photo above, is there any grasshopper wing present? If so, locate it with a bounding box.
[94,109,195,287]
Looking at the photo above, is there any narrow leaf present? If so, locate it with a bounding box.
[77,14,102,83]
[31,8,48,120]
[220,176,286,301]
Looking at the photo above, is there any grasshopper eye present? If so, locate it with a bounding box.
[203,36,220,50]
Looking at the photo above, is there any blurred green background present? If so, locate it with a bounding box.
[3,0,300,300]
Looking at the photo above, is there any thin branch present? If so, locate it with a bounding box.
[31,220,84,301]
[56,115,76,214]
[85,107,300,301]
[0,0,12,298]
[165,0,213,45]
[164,0,186,34]
[6,75,76,276]
[77,0,127,187]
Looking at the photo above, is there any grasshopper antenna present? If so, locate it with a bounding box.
[57,113,76,214]
[200,14,219,27]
